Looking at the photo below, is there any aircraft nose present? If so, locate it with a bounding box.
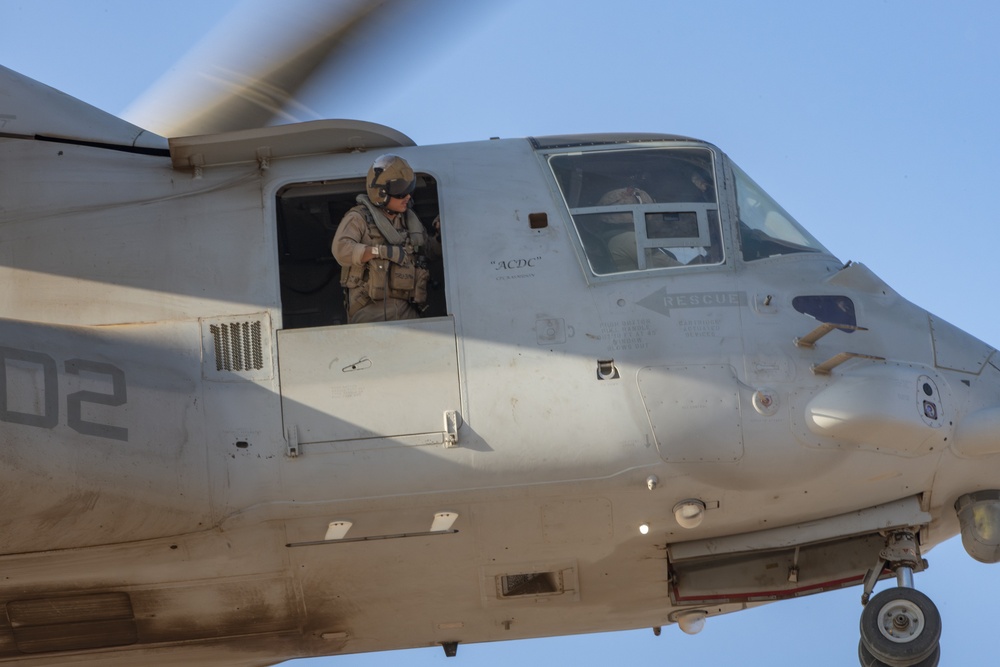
[947,360,1000,564]
[927,314,1000,456]
[953,405,1000,458]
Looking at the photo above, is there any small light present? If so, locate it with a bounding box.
[673,500,707,529]
[676,610,707,635]
[639,523,650,535]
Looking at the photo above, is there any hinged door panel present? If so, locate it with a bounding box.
[277,316,460,444]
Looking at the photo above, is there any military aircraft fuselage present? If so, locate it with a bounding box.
[2,82,999,665]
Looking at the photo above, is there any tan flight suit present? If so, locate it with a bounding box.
[607,231,683,272]
[331,195,440,324]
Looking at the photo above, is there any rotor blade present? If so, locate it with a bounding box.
[124,0,507,139]
[123,0,387,137]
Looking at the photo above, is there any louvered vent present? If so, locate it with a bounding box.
[499,571,561,597]
[210,321,264,372]
[201,313,273,381]
[7,593,137,653]
[481,561,579,606]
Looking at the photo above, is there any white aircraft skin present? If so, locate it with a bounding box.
[1,58,998,666]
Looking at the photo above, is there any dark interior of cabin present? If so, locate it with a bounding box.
[275,175,445,329]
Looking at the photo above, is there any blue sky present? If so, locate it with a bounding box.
[3,1,999,665]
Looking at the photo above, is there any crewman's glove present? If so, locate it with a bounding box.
[378,245,408,264]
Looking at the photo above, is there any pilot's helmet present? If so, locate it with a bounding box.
[598,186,653,224]
[367,154,416,207]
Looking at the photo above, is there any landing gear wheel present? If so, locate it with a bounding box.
[858,640,940,667]
[860,588,941,666]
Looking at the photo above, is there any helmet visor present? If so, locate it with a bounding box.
[386,177,416,198]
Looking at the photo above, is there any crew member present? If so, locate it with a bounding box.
[597,186,682,272]
[332,154,440,323]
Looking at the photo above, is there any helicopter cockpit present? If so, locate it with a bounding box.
[548,147,724,275]
[545,143,830,275]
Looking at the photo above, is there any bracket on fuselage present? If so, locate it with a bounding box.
[443,410,460,448]
[285,425,300,458]
[811,351,886,376]
[793,321,885,375]
[794,321,869,348]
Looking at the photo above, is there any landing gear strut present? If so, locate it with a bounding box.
[858,531,941,667]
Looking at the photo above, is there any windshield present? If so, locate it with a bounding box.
[548,147,723,275]
[732,163,830,261]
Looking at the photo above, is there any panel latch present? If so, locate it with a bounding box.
[443,410,460,448]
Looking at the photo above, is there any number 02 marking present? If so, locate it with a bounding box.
[66,358,128,441]
[0,347,128,442]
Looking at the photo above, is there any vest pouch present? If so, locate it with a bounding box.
[367,261,389,301]
[388,261,416,293]
[343,264,365,289]
[412,265,430,305]
[346,286,371,319]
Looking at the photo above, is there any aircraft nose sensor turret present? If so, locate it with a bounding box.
[955,491,1000,563]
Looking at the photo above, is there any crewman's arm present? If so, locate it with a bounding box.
[332,211,375,265]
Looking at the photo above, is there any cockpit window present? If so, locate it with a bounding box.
[732,163,829,261]
[548,148,723,275]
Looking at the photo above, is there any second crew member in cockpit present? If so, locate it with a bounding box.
[598,187,682,272]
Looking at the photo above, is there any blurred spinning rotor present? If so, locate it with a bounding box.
[123,0,503,138]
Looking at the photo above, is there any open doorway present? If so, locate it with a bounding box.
[275,174,445,329]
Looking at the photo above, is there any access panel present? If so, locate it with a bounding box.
[277,316,460,445]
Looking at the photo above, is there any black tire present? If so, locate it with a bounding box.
[858,640,940,667]
[860,588,941,665]
[858,640,882,667]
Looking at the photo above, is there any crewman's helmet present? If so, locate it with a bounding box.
[367,154,416,207]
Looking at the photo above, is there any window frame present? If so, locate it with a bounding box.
[540,143,729,281]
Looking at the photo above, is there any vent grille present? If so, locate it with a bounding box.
[210,321,264,372]
[482,561,579,607]
[200,313,273,382]
[7,593,137,654]
[498,571,562,598]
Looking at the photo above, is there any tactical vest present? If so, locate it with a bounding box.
[340,195,430,307]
